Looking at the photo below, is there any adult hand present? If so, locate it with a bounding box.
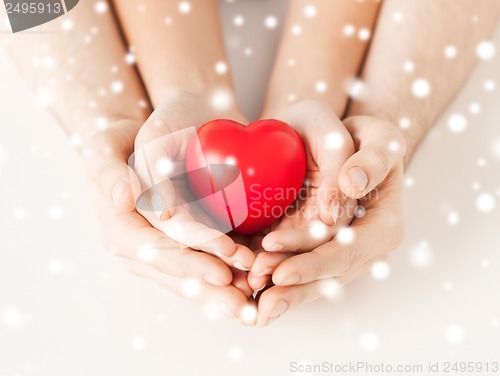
[81,115,256,325]
[247,100,357,291]
[132,91,256,276]
[254,115,407,326]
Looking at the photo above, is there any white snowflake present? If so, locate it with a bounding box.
[48,205,65,220]
[13,207,27,220]
[343,24,355,37]
[447,211,459,225]
[233,15,244,27]
[138,246,158,262]
[476,40,495,60]
[446,324,464,343]
[48,258,63,273]
[309,221,328,239]
[240,305,257,324]
[468,102,481,114]
[131,337,146,350]
[319,279,344,300]
[182,278,201,297]
[444,45,457,59]
[410,241,433,268]
[178,1,191,14]
[325,131,345,150]
[371,261,391,280]
[358,28,370,41]
[315,81,327,93]
[125,52,136,65]
[483,79,496,91]
[402,60,415,73]
[412,78,431,98]
[360,332,379,351]
[264,15,278,29]
[95,1,108,14]
[111,80,124,93]
[447,114,467,133]
[61,19,74,31]
[337,227,355,244]
[399,117,411,129]
[291,24,302,36]
[214,61,228,75]
[304,5,317,18]
[228,347,243,361]
[476,193,496,213]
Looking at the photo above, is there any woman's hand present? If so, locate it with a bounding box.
[254,116,407,326]
[131,91,256,276]
[247,100,357,291]
[81,116,256,325]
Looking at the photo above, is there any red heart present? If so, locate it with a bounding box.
[185,119,306,235]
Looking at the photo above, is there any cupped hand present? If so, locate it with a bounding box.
[131,91,256,275]
[254,115,407,326]
[247,100,358,291]
[81,116,256,325]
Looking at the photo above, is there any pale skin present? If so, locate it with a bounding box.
[4,0,500,327]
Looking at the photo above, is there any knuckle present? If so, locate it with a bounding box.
[310,250,325,280]
[367,147,390,177]
[345,249,364,273]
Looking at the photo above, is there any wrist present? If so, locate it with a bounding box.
[262,86,347,119]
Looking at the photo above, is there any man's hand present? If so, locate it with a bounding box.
[246,100,357,291]
[254,116,407,326]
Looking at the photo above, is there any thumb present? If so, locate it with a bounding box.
[339,116,407,199]
[82,120,142,212]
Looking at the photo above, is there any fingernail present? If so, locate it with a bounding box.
[253,266,272,276]
[218,302,234,319]
[233,261,250,271]
[282,274,300,286]
[348,167,368,192]
[270,300,288,319]
[255,282,267,292]
[268,316,279,325]
[268,243,284,251]
[204,274,223,286]
[330,199,340,224]
[112,180,127,207]
[151,193,165,219]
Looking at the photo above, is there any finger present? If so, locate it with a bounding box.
[256,261,371,326]
[247,273,272,293]
[123,258,255,324]
[261,199,355,253]
[248,251,291,291]
[231,268,254,298]
[272,205,403,286]
[83,120,142,212]
[96,196,234,286]
[276,100,355,225]
[339,116,407,199]
[149,208,255,269]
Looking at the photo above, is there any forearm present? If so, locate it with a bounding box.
[113,0,237,112]
[3,1,151,140]
[347,0,500,167]
[262,0,380,117]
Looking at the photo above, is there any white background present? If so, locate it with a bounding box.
[1,1,500,375]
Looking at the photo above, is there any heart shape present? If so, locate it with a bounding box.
[185,119,306,234]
